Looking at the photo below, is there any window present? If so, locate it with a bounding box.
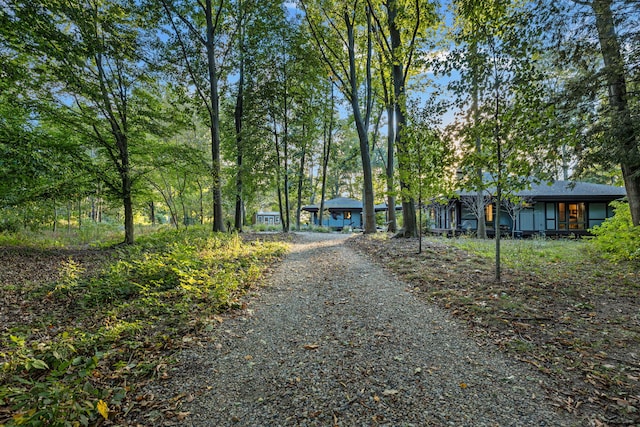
[546,203,556,230]
[588,203,607,228]
[485,204,493,222]
[556,202,586,230]
[558,202,566,229]
[345,211,352,219]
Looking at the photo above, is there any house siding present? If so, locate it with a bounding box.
[255,212,281,226]
[312,211,362,230]
[430,180,625,237]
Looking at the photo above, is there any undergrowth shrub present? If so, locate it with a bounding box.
[251,223,281,232]
[0,226,288,426]
[590,201,640,261]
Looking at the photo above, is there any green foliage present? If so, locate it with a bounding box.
[590,202,640,261]
[402,102,455,201]
[0,226,288,426]
[1,332,107,427]
[250,223,282,232]
[0,222,125,249]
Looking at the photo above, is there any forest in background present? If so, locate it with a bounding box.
[0,0,638,243]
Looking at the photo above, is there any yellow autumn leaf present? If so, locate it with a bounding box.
[97,400,109,420]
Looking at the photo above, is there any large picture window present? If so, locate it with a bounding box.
[557,202,586,230]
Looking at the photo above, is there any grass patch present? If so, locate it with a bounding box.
[0,226,288,426]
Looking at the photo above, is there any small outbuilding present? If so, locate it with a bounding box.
[254,211,281,226]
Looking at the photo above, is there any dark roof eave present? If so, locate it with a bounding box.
[531,195,625,202]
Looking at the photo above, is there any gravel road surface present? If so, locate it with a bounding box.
[147,232,580,426]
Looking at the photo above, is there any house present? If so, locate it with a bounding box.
[431,180,627,237]
[254,211,281,226]
[301,197,395,231]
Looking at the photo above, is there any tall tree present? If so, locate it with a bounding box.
[300,0,377,233]
[541,0,640,225]
[450,0,489,238]
[447,0,559,281]
[1,0,168,244]
[158,0,229,232]
[227,0,291,231]
[368,0,440,237]
[234,0,247,231]
[318,78,337,228]
[404,102,455,249]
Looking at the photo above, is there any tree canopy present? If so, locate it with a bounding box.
[0,0,637,241]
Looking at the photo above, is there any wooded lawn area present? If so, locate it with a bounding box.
[0,227,289,426]
[1,227,638,426]
[350,234,640,426]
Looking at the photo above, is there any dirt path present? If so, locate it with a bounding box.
[144,232,580,426]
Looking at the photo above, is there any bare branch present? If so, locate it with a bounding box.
[161,0,213,119]
[168,0,207,46]
[403,0,421,83]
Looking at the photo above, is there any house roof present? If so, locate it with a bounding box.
[460,180,626,201]
[302,197,392,212]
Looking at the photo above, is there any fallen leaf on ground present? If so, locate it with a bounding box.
[97,400,109,420]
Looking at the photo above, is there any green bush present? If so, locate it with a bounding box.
[251,223,281,232]
[590,201,640,261]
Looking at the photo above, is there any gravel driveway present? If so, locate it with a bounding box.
[154,232,580,426]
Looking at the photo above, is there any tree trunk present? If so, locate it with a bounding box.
[471,37,488,239]
[234,40,245,232]
[234,4,245,232]
[389,0,416,237]
[197,180,204,224]
[282,66,291,232]
[77,198,82,229]
[494,187,501,283]
[67,201,72,233]
[346,10,376,234]
[53,199,57,232]
[386,103,397,233]
[205,0,224,233]
[591,0,640,226]
[274,120,287,232]
[149,201,156,225]
[296,143,307,230]
[123,172,134,245]
[319,81,335,228]
[494,51,502,283]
